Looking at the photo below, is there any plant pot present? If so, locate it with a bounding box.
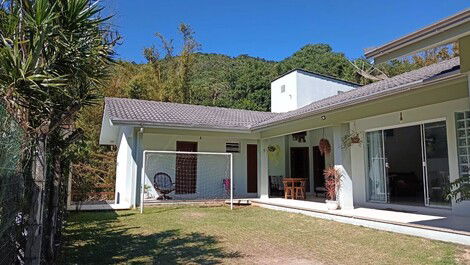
[325,200,339,210]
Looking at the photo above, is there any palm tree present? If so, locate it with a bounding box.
[0,0,116,263]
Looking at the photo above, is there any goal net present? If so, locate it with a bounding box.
[140,151,233,212]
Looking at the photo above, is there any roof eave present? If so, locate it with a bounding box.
[365,9,470,63]
[110,119,254,134]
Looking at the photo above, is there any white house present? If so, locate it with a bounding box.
[99,9,470,244]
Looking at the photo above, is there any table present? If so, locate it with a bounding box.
[282,178,307,200]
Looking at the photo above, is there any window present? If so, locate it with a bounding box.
[226,142,240,153]
[455,112,470,201]
[280,85,285,93]
[456,112,470,178]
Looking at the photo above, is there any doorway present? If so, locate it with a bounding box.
[247,144,258,193]
[384,126,424,206]
[290,147,310,192]
[366,121,450,207]
[175,141,198,194]
[312,146,326,195]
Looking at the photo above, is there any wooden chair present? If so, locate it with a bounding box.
[282,179,295,199]
[269,175,284,197]
[295,180,306,200]
[153,172,175,200]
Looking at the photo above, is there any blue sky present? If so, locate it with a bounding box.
[103,1,469,63]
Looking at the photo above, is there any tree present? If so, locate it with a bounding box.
[143,23,200,103]
[0,0,116,263]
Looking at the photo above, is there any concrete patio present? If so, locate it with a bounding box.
[251,197,470,245]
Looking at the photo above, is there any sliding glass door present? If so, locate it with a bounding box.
[385,125,424,206]
[366,131,387,202]
[366,121,450,207]
[423,121,450,207]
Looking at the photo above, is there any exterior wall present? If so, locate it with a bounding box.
[140,132,259,199]
[351,97,470,216]
[296,73,355,110]
[459,35,470,73]
[271,71,298,113]
[265,136,286,177]
[271,71,355,113]
[114,126,136,208]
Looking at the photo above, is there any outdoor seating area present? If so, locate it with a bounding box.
[282,178,307,200]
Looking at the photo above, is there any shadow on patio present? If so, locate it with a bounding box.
[63,211,242,264]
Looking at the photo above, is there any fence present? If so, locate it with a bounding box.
[0,105,27,265]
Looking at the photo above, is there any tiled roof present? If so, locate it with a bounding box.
[104,57,461,131]
[105,98,279,131]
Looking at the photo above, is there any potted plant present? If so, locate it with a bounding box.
[323,166,341,210]
[144,184,152,199]
[341,130,363,149]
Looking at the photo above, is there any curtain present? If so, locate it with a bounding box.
[366,131,387,202]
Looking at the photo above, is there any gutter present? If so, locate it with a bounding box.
[110,120,255,134]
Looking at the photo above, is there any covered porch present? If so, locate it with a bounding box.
[258,124,354,209]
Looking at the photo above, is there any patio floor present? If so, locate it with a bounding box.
[251,197,470,245]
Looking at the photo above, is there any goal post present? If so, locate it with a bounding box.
[140,150,234,213]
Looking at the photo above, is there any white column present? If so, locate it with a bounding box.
[259,139,269,199]
[333,124,354,210]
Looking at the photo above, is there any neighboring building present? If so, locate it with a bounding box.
[99,9,470,244]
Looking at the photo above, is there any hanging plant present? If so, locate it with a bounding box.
[292,131,307,143]
[267,144,281,165]
[319,138,331,156]
[341,130,363,149]
[267,145,277,152]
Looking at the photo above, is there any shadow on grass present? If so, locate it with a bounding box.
[63,211,242,264]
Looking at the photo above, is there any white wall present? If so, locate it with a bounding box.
[114,126,136,208]
[265,136,286,177]
[271,71,298,113]
[271,71,356,113]
[351,98,470,216]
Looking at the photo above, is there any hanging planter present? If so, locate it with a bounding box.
[267,144,281,165]
[292,131,307,143]
[267,145,278,152]
[319,138,331,156]
[342,130,363,149]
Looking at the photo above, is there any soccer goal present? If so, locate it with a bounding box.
[140,150,233,212]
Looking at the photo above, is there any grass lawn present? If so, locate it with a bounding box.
[63,205,469,264]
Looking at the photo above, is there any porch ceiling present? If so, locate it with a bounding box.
[258,75,468,139]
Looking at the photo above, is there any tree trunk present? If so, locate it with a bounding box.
[25,133,47,265]
[45,152,61,262]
